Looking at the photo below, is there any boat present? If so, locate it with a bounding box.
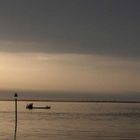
[26,103,51,110]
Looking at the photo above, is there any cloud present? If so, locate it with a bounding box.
[0,0,139,59]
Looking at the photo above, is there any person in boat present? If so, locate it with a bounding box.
[26,103,33,109]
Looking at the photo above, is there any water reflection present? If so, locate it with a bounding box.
[14,127,17,140]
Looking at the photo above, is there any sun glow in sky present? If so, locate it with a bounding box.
[0,52,139,93]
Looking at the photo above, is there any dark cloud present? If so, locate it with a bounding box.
[0,0,139,58]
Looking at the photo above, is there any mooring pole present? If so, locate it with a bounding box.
[14,93,18,140]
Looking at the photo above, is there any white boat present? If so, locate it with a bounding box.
[26,103,51,110]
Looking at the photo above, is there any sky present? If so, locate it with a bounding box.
[0,0,140,100]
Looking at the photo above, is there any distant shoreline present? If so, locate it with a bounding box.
[0,99,140,103]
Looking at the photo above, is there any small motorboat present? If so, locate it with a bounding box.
[26,103,51,110]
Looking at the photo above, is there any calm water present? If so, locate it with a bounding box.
[0,101,140,140]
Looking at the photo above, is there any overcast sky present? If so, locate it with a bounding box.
[0,0,139,98]
[0,0,139,57]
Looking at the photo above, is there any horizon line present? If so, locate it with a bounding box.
[0,99,140,103]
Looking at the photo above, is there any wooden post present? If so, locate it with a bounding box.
[14,93,18,140]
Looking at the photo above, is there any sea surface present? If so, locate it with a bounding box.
[0,101,140,140]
